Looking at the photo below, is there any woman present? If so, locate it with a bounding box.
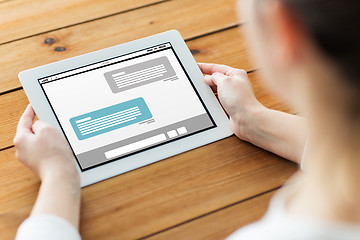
[14,0,360,239]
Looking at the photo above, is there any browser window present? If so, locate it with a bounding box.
[39,43,215,170]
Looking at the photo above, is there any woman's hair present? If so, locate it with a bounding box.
[281,0,360,116]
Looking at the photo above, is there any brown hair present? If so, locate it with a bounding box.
[282,0,360,117]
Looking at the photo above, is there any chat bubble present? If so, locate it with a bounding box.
[70,97,152,140]
[104,56,178,93]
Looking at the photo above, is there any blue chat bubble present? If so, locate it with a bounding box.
[70,97,152,140]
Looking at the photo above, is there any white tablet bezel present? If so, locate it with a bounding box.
[19,30,233,187]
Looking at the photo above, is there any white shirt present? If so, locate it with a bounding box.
[16,215,81,240]
[16,186,360,240]
[16,142,360,240]
[226,181,360,240]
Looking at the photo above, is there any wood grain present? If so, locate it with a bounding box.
[0,1,298,239]
[186,28,293,112]
[0,89,28,149]
[146,191,275,240]
[2,26,256,150]
[187,27,254,72]
[0,0,239,94]
[0,0,164,44]
[0,70,292,151]
[0,136,296,240]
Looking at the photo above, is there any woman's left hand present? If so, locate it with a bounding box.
[14,104,79,182]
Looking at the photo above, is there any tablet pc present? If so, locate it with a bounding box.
[19,30,233,187]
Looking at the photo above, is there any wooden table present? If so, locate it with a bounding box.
[0,0,298,239]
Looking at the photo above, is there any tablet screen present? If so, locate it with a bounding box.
[38,43,215,170]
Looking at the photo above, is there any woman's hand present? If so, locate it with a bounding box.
[14,105,81,228]
[198,63,264,141]
[14,105,79,182]
[198,63,306,164]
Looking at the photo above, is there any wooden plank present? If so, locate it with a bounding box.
[0,70,292,150]
[0,1,297,240]
[0,147,39,240]
[186,28,294,112]
[0,137,297,240]
[0,0,239,94]
[0,89,28,149]
[0,0,164,44]
[2,27,254,149]
[187,27,254,72]
[146,191,275,240]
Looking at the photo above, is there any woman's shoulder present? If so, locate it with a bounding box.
[226,180,360,240]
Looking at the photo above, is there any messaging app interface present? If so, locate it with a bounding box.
[39,43,215,170]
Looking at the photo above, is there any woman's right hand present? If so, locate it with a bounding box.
[198,63,265,141]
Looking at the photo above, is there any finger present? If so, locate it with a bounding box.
[198,63,247,78]
[32,120,52,134]
[203,75,218,93]
[211,72,229,86]
[198,63,234,75]
[16,104,35,135]
[203,75,216,87]
[14,105,35,146]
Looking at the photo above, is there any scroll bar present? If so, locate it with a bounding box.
[104,133,167,160]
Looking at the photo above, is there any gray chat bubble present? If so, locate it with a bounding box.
[104,56,177,93]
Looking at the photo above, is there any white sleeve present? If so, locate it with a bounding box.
[15,215,81,240]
